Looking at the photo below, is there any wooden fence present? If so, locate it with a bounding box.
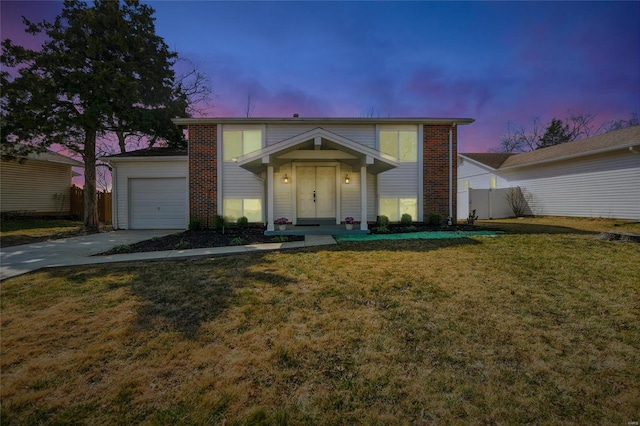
[70,186,112,224]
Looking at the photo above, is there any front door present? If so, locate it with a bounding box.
[297,166,336,220]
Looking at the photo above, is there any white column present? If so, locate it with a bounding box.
[267,165,275,231]
[360,165,368,230]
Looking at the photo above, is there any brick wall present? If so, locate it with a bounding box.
[423,124,457,223]
[188,124,218,227]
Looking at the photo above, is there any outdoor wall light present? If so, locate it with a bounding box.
[283,174,289,184]
[344,174,350,184]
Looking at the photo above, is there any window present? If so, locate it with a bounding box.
[379,198,417,222]
[223,198,262,222]
[223,129,262,162]
[379,129,417,162]
[490,177,497,189]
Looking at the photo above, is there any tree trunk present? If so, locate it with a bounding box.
[83,129,99,233]
[116,131,127,153]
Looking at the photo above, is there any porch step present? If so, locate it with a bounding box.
[265,225,370,236]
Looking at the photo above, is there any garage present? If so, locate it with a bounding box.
[128,178,187,229]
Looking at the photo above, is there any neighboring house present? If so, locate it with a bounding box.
[105,117,474,230]
[0,149,83,216]
[458,125,640,220]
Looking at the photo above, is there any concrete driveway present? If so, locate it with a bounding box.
[0,230,179,281]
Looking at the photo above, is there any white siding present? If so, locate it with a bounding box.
[221,162,265,199]
[340,164,362,221]
[457,158,509,189]
[1,160,73,214]
[113,159,188,229]
[273,164,293,220]
[367,172,377,222]
[378,163,419,198]
[265,124,376,148]
[503,151,640,219]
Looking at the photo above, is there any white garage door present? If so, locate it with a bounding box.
[129,178,187,229]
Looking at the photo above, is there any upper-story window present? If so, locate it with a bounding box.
[379,128,417,162]
[223,129,262,162]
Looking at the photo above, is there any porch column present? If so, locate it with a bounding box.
[267,165,275,231]
[360,165,368,230]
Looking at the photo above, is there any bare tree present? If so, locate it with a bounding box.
[505,186,527,217]
[602,112,639,133]
[493,117,543,153]
[245,93,256,118]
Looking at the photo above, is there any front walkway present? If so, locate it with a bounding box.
[0,232,336,281]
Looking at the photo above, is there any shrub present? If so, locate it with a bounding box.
[230,237,245,246]
[400,213,412,226]
[174,240,190,250]
[213,215,227,230]
[377,215,390,227]
[271,236,289,243]
[428,213,442,226]
[111,244,132,254]
[236,216,249,228]
[373,225,389,234]
[188,219,203,231]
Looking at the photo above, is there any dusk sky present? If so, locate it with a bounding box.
[1,1,639,153]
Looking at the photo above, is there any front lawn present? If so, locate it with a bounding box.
[1,218,638,424]
[0,217,85,247]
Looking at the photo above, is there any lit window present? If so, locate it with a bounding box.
[223,129,262,162]
[490,177,497,189]
[464,181,469,190]
[380,198,417,222]
[223,198,262,222]
[379,130,417,162]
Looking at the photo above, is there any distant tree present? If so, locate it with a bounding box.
[1,0,189,231]
[494,112,596,153]
[245,93,256,118]
[602,112,639,132]
[538,118,572,149]
[493,117,543,153]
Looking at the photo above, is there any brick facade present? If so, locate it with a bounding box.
[188,124,218,227]
[423,124,457,222]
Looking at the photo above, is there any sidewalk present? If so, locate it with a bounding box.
[0,232,336,281]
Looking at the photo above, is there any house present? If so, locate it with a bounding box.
[105,117,474,230]
[458,125,640,220]
[1,149,83,216]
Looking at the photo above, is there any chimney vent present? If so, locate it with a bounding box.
[293,113,299,118]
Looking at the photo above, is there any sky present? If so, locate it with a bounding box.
[1,0,639,154]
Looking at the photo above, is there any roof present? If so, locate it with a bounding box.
[461,125,640,170]
[460,153,514,169]
[172,116,475,126]
[236,127,399,175]
[102,147,188,160]
[25,149,83,167]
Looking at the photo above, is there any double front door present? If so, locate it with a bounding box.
[296,166,336,220]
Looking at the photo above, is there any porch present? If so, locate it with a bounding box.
[264,223,371,236]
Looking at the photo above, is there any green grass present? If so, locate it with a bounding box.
[1,218,639,424]
[0,218,85,247]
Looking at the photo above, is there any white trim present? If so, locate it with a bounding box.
[360,165,368,230]
[267,166,274,231]
[217,124,222,218]
[417,124,424,221]
[105,156,187,163]
[174,117,475,126]
[111,167,118,229]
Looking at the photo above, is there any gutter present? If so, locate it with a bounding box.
[448,123,456,226]
[172,117,475,126]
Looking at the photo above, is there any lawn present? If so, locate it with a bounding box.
[0,218,85,247]
[1,218,639,424]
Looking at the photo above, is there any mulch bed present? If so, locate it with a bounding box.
[101,225,304,255]
[100,223,481,255]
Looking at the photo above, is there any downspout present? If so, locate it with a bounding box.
[448,123,456,226]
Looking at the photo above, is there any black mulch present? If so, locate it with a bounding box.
[99,226,304,255]
[99,223,481,255]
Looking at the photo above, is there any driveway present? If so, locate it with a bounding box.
[0,230,179,281]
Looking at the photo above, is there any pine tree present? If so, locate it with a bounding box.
[1,0,187,231]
